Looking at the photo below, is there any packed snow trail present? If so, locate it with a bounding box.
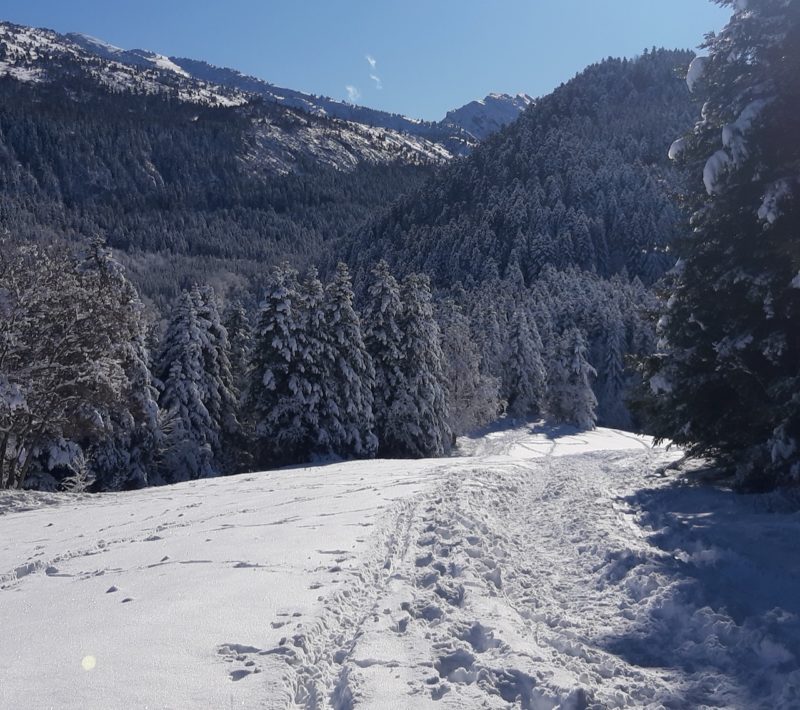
[1,426,799,708]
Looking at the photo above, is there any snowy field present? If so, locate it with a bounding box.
[2,425,799,709]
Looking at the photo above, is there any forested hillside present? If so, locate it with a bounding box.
[347,49,696,287]
[335,50,698,433]
[0,76,437,307]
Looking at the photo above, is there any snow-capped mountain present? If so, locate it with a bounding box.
[0,21,532,168]
[0,22,247,106]
[66,31,533,153]
[0,21,458,171]
[442,92,534,140]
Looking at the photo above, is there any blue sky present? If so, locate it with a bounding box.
[3,1,729,120]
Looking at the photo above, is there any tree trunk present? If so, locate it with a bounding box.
[0,432,8,489]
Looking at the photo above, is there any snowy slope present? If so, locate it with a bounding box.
[0,22,245,105]
[2,425,799,708]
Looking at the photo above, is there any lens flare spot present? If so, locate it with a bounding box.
[81,655,96,671]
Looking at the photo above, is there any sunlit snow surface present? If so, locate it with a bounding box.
[2,425,800,708]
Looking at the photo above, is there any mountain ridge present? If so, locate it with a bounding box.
[65,30,532,149]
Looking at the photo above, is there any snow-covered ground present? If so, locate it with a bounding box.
[2,425,799,709]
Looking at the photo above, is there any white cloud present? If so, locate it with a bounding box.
[365,55,382,90]
[345,85,361,102]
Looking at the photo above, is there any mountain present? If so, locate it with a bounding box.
[442,92,534,140]
[0,21,456,170]
[0,20,458,307]
[65,32,532,155]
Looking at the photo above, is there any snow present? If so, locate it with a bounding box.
[69,32,125,56]
[0,60,44,83]
[3,424,800,708]
[703,149,731,195]
[649,373,673,394]
[686,56,708,93]
[758,178,792,224]
[668,136,687,161]
[245,114,452,175]
[791,272,800,289]
[140,51,191,78]
[443,93,534,141]
[722,98,770,164]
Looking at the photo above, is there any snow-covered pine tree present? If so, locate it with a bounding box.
[469,287,507,386]
[296,268,334,456]
[503,307,548,419]
[641,0,800,486]
[362,260,406,456]
[249,265,313,466]
[323,263,378,458]
[191,285,241,469]
[596,306,631,429]
[438,300,501,435]
[548,327,598,430]
[385,274,451,457]
[78,239,162,490]
[157,290,217,482]
[223,300,253,401]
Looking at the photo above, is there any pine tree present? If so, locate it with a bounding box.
[191,285,241,469]
[385,274,451,457]
[323,263,378,457]
[503,308,548,418]
[597,307,631,429]
[548,328,598,430]
[641,0,800,486]
[223,300,253,401]
[362,261,406,455]
[249,265,312,466]
[157,291,217,481]
[438,300,501,435]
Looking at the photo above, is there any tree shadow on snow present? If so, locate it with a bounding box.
[597,476,800,704]
[460,417,583,442]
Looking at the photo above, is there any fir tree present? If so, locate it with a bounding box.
[503,308,548,418]
[641,0,800,486]
[296,268,334,455]
[249,265,310,466]
[157,290,220,481]
[323,263,378,458]
[597,307,630,429]
[362,261,406,455]
[223,300,253,402]
[191,285,241,469]
[549,328,598,430]
[438,300,501,435]
[385,274,451,457]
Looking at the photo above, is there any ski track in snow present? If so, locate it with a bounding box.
[2,425,800,709]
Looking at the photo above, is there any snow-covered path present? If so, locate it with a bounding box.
[2,426,799,709]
